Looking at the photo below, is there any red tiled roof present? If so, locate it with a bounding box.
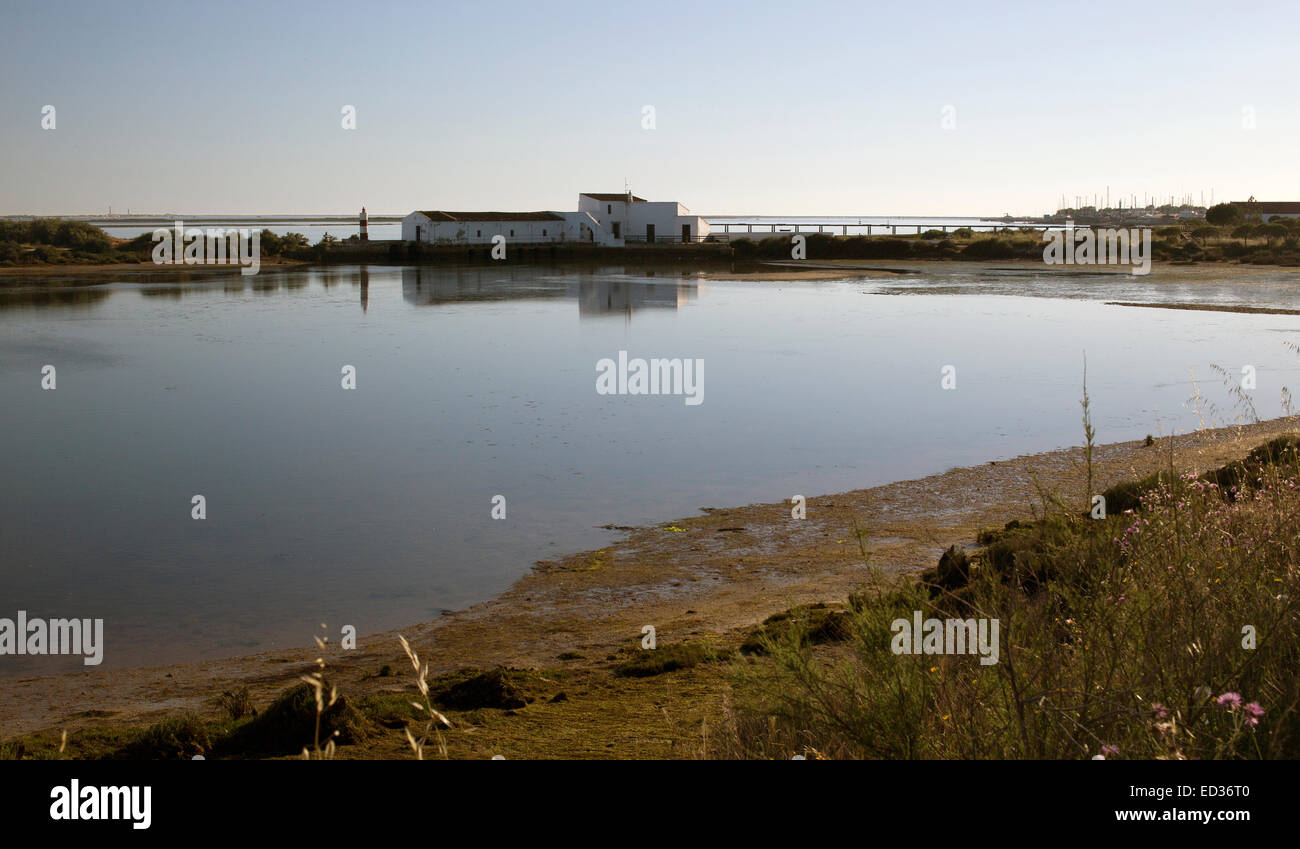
[581,193,646,202]
[416,211,564,222]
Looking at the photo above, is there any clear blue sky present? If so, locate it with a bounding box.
[2,0,1296,216]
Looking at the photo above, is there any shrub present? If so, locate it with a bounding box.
[218,682,369,757]
[1205,203,1242,226]
[723,437,1300,759]
[258,229,284,256]
[114,714,214,760]
[614,641,727,677]
[729,238,757,259]
[432,668,529,709]
[217,686,255,720]
[960,238,1016,260]
[740,604,853,655]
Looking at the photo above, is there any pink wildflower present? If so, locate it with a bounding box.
[1216,692,1242,709]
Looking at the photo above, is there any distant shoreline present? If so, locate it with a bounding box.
[1106,300,1300,315]
[7,257,1300,293]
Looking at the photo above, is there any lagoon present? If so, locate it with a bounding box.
[2,263,1298,673]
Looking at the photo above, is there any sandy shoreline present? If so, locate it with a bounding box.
[3,417,1296,742]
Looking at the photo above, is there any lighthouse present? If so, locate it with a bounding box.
[359,206,369,242]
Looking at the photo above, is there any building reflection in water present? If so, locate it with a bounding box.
[400,266,701,319]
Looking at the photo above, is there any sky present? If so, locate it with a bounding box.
[1,0,1297,217]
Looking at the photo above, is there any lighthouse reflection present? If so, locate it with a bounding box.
[399,266,700,318]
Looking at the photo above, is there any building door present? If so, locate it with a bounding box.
[646,224,655,244]
[612,221,621,239]
[414,225,421,242]
[681,224,691,243]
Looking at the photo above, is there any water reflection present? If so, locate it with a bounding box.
[401,265,570,305]
[400,265,701,318]
[574,279,698,317]
[0,264,708,320]
[0,286,112,311]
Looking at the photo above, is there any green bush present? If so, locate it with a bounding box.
[729,238,757,259]
[217,682,369,757]
[614,641,728,677]
[114,714,214,760]
[960,238,1016,260]
[1206,203,1242,226]
[725,437,1300,759]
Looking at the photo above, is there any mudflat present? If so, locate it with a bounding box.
[3,417,1294,756]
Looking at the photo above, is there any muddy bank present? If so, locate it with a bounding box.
[1106,301,1300,315]
[3,418,1296,746]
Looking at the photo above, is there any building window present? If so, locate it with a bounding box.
[543,229,547,236]
[510,229,514,237]
[476,230,481,237]
[607,204,611,214]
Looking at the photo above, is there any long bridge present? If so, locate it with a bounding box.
[700,218,1053,239]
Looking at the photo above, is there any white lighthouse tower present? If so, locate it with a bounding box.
[359,206,369,242]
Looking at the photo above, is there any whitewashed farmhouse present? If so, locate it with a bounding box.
[401,192,710,246]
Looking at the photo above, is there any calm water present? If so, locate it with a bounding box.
[3,263,1299,673]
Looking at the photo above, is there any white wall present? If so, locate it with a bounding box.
[560,211,621,245]
[626,202,711,242]
[402,213,568,244]
[578,196,630,238]
[404,197,710,245]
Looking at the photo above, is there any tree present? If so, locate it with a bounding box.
[1191,226,1218,245]
[1232,224,1256,246]
[1205,203,1242,226]
[258,229,284,256]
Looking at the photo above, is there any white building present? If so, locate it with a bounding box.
[577,192,710,244]
[401,192,710,246]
